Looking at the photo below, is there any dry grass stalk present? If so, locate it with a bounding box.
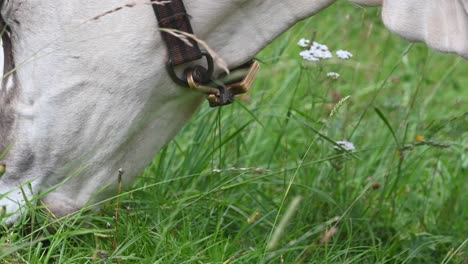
[318,226,338,244]
[91,1,171,21]
[0,163,5,178]
[159,28,230,74]
[112,168,124,251]
[212,167,271,174]
[247,211,261,224]
[267,196,302,250]
[223,255,236,264]
[223,251,250,264]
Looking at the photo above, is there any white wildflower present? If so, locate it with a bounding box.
[297,38,310,48]
[336,50,353,60]
[299,40,333,61]
[311,41,329,52]
[309,41,332,59]
[327,72,340,80]
[334,141,356,152]
[299,50,319,61]
[311,49,333,59]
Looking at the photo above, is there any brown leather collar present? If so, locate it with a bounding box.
[152,0,259,107]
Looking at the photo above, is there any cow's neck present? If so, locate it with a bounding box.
[187,0,336,68]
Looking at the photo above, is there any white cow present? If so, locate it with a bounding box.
[0,0,466,225]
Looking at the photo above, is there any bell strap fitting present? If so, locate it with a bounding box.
[153,0,260,107]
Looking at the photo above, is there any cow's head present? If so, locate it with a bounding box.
[0,0,466,225]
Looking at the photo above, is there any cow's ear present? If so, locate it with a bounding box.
[186,0,336,69]
[381,0,468,58]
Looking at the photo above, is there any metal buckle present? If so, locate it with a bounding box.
[206,85,234,107]
[186,60,260,107]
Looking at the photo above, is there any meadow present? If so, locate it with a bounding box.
[1,2,467,263]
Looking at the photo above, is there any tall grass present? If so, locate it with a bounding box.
[1,2,467,263]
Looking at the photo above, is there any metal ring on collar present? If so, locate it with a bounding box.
[166,52,214,87]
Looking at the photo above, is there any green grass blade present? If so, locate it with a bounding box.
[374,106,400,148]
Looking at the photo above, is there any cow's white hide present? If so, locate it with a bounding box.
[0,0,335,225]
[0,0,466,225]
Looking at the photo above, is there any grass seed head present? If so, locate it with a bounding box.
[329,95,351,118]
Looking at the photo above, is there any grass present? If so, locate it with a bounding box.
[1,2,467,263]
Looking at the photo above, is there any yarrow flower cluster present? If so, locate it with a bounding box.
[327,72,340,80]
[334,141,356,152]
[298,40,333,61]
[336,49,353,60]
[297,38,353,62]
[299,50,320,61]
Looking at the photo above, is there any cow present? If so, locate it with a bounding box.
[0,0,467,225]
